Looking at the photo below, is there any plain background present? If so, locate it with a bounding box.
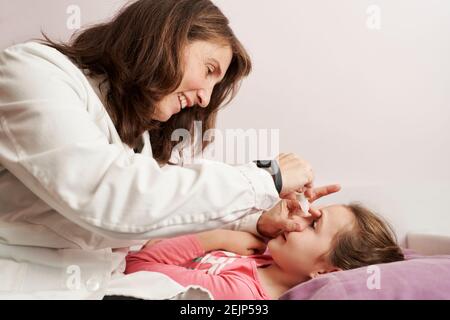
[1,0,449,244]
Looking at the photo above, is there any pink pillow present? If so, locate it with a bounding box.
[279,252,450,300]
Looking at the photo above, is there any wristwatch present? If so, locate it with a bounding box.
[254,160,283,194]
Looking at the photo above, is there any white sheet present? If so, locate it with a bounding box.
[105,271,213,300]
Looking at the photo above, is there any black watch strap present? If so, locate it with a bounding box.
[254,160,283,194]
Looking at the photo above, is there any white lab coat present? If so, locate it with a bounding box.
[0,42,279,299]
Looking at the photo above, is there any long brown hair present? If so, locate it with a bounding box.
[327,203,404,270]
[40,0,252,163]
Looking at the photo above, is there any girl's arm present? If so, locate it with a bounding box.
[126,230,232,269]
[125,230,264,300]
[126,230,266,271]
[197,230,267,256]
[126,234,208,268]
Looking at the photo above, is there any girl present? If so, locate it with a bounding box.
[126,203,404,299]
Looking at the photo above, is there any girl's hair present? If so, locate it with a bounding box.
[327,203,405,270]
[40,0,252,163]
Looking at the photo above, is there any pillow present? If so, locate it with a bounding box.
[279,252,450,300]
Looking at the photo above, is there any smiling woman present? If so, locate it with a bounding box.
[41,0,251,163]
[0,0,319,299]
[154,40,233,122]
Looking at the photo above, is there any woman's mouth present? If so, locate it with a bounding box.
[177,93,188,110]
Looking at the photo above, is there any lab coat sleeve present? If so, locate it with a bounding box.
[0,43,279,240]
[166,138,265,237]
[220,212,263,237]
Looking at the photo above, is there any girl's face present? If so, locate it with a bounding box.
[268,205,355,278]
[153,40,233,122]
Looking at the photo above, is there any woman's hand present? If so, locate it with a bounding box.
[276,153,314,194]
[257,184,342,238]
[257,199,302,238]
[196,230,267,256]
[280,184,341,214]
[304,184,341,202]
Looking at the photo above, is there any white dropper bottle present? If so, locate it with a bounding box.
[295,192,311,217]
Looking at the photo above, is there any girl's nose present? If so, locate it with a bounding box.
[290,214,315,231]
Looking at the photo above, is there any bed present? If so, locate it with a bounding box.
[133,232,450,300]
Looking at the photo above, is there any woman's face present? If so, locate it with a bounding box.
[153,40,233,122]
[268,205,355,278]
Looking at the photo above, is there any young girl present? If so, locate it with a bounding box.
[125,203,404,300]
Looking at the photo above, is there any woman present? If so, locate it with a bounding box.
[0,0,336,299]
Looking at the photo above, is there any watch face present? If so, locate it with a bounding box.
[257,160,272,168]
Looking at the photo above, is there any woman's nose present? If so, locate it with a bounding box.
[196,88,211,108]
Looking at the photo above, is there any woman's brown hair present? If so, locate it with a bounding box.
[327,203,405,270]
[40,0,252,163]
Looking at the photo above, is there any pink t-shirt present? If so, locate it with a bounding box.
[125,235,273,300]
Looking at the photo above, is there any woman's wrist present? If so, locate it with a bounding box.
[254,160,283,194]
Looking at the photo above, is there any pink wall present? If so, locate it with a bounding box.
[0,0,127,49]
